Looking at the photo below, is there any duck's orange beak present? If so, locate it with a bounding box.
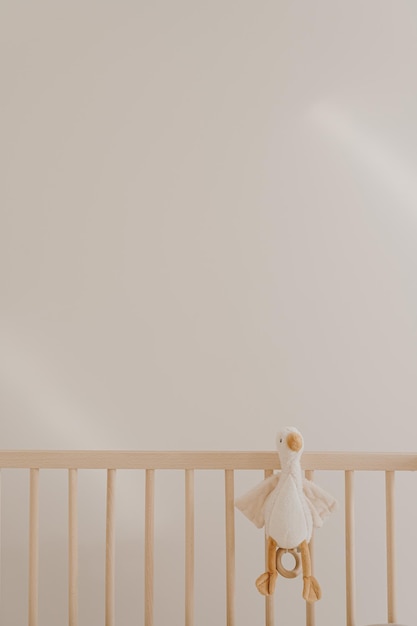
[286,432,303,452]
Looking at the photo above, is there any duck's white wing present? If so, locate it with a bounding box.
[235,474,280,528]
[302,479,337,528]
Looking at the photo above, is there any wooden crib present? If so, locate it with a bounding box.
[0,450,415,626]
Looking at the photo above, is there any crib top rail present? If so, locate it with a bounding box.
[0,450,415,470]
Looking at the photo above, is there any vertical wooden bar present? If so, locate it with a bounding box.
[264,469,274,626]
[225,470,236,626]
[68,469,78,626]
[105,469,116,626]
[185,470,195,626]
[345,470,356,626]
[305,470,315,626]
[385,471,397,623]
[145,469,155,626]
[0,469,1,611]
[29,468,39,626]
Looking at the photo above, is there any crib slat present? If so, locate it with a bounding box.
[69,469,78,626]
[225,470,236,626]
[264,470,274,626]
[106,469,116,626]
[385,471,397,623]
[29,468,39,626]
[305,470,315,626]
[345,470,356,626]
[185,470,195,626]
[0,469,2,606]
[145,469,155,626]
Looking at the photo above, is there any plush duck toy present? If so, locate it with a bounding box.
[235,427,336,603]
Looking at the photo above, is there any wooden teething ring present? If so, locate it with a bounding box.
[276,547,302,579]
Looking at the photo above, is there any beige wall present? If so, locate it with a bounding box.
[1,1,417,624]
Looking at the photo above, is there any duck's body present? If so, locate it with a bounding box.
[264,465,312,548]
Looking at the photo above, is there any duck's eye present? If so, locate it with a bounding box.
[279,438,282,443]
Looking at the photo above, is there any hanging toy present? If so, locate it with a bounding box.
[235,427,336,602]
